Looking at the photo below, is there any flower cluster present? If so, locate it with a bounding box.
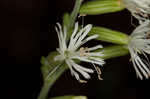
[121,0,150,80]
[53,0,150,81]
[54,22,105,82]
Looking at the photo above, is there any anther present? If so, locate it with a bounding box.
[78,14,87,18]
[79,47,85,57]
[96,66,103,80]
[79,47,90,57]
[79,79,87,83]
[98,75,103,80]
[117,0,121,6]
[146,32,150,39]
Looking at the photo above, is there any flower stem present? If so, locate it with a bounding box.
[69,0,82,29]
[37,82,50,99]
[37,62,67,99]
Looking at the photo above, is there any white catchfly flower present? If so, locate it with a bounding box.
[54,22,105,82]
[128,20,150,80]
[121,0,150,23]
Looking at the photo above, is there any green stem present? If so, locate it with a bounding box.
[69,0,82,29]
[37,62,68,99]
[45,63,68,89]
[37,82,50,99]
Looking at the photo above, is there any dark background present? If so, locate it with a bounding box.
[1,0,150,99]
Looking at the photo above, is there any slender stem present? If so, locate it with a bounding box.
[37,82,50,99]
[69,0,82,29]
[37,63,68,99]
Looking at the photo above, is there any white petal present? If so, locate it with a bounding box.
[55,26,62,49]
[66,60,80,80]
[70,60,94,73]
[88,45,103,51]
[56,23,63,42]
[68,22,79,50]
[71,62,91,79]
[85,34,98,41]
[88,52,104,57]
[55,23,67,51]
[73,56,104,65]
[71,24,92,50]
[75,24,92,44]
[132,58,143,80]
[134,56,149,79]
[74,35,99,49]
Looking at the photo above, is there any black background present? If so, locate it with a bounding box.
[1,0,150,99]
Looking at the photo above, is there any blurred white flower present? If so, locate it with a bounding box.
[54,22,105,82]
[122,0,150,23]
[128,20,150,80]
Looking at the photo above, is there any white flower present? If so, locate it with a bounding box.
[54,22,105,82]
[122,0,150,23]
[128,20,150,80]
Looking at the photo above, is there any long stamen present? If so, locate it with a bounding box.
[93,63,103,80]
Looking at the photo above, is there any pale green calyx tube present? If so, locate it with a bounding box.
[80,0,125,15]
[89,26,129,45]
